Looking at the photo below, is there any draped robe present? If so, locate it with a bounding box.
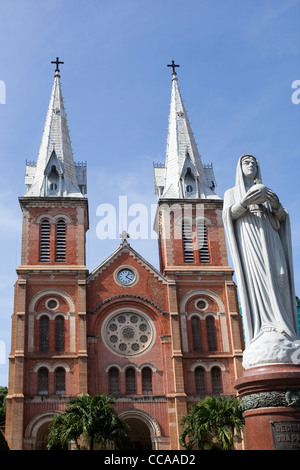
[223,156,298,368]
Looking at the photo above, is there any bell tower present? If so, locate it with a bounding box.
[153,64,245,447]
[5,60,89,450]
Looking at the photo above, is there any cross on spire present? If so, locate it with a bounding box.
[167,60,180,76]
[51,57,64,73]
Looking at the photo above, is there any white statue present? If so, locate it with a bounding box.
[223,155,299,368]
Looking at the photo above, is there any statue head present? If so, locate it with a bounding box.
[241,155,258,181]
[234,155,262,198]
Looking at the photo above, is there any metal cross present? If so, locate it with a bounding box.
[51,57,64,73]
[120,230,130,242]
[167,60,180,75]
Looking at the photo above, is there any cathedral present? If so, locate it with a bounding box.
[5,60,245,450]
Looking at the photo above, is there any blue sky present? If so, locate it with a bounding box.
[0,0,299,385]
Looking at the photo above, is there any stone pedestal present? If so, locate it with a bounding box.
[234,364,300,450]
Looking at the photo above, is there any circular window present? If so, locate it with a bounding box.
[102,311,155,356]
[196,299,207,311]
[46,298,59,310]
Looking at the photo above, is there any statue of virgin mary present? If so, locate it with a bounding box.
[223,155,299,368]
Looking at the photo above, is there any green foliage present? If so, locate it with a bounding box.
[0,430,9,451]
[47,393,132,450]
[179,396,245,450]
[0,387,8,427]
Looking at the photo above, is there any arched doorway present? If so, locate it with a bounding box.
[36,421,51,450]
[24,411,61,450]
[125,417,152,450]
[119,409,161,450]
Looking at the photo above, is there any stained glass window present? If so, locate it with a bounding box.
[38,368,48,395]
[191,316,201,351]
[109,368,119,395]
[126,368,136,394]
[206,316,217,351]
[195,367,206,395]
[55,316,65,351]
[211,367,223,394]
[40,316,49,352]
[142,368,153,394]
[55,368,65,395]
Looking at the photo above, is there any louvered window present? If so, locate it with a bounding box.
[206,316,217,351]
[55,368,65,395]
[38,368,48,395]
[211,367,223,395]
[40,219,50,262]
[109,368,119,395]
[40,316,49,352]
[55,316,65,351]
[197,221,210,263]
[191,316,201,351]
[126,368,136,394]
[182,219,194,263]
[56,219,66,262]
[195,367,206,395]
[142,368,153,394]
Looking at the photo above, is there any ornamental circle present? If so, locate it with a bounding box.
[102,311,155,356]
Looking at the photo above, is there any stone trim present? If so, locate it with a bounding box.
[88,294,166,315]
[241,389,300,412]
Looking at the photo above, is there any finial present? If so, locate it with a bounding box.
[51,57,64,76]
[167,60,180,76]
[120,230,130,244]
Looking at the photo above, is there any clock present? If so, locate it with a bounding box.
[117,268,135,285]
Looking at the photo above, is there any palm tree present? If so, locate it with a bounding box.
[47,394,132,450]
[179,396,244,450]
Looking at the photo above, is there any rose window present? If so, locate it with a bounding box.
[103,312,154,356]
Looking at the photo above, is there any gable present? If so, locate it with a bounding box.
[87,241,167,285]
[86,241,169,315]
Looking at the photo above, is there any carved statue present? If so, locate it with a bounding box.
[223,155,299,368]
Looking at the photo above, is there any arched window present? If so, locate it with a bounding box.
[55,316,65,351]
[184,167,196,197]
[56,219,66,262]
[38,368,49,395]
[40,316,49,352]
[197,221,210,263]
[40,219,50,262]
[211,367,223,395]
[109,368,119,395]
[182,219,194,263]
[142,368,153,395]
[206,316,217,351]
[126,368,136,394]
[191,316,201,351]
[55,368,65,395]
[195,367,206,395]
[48,164,59,195]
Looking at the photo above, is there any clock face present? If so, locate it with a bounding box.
[117,268,135,285]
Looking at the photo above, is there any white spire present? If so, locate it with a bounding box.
[154,68,219,200]
[23,69,86,198]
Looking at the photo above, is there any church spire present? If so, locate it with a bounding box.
[23,59,86,198]
[154,63,219,200]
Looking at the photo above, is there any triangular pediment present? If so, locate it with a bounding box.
[44,150,63,176]
[87,241,167,284]
[180,153,197,179]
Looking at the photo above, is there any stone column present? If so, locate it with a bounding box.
[167,279,187,450]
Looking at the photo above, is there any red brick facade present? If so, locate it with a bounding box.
[5,191,245,450]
